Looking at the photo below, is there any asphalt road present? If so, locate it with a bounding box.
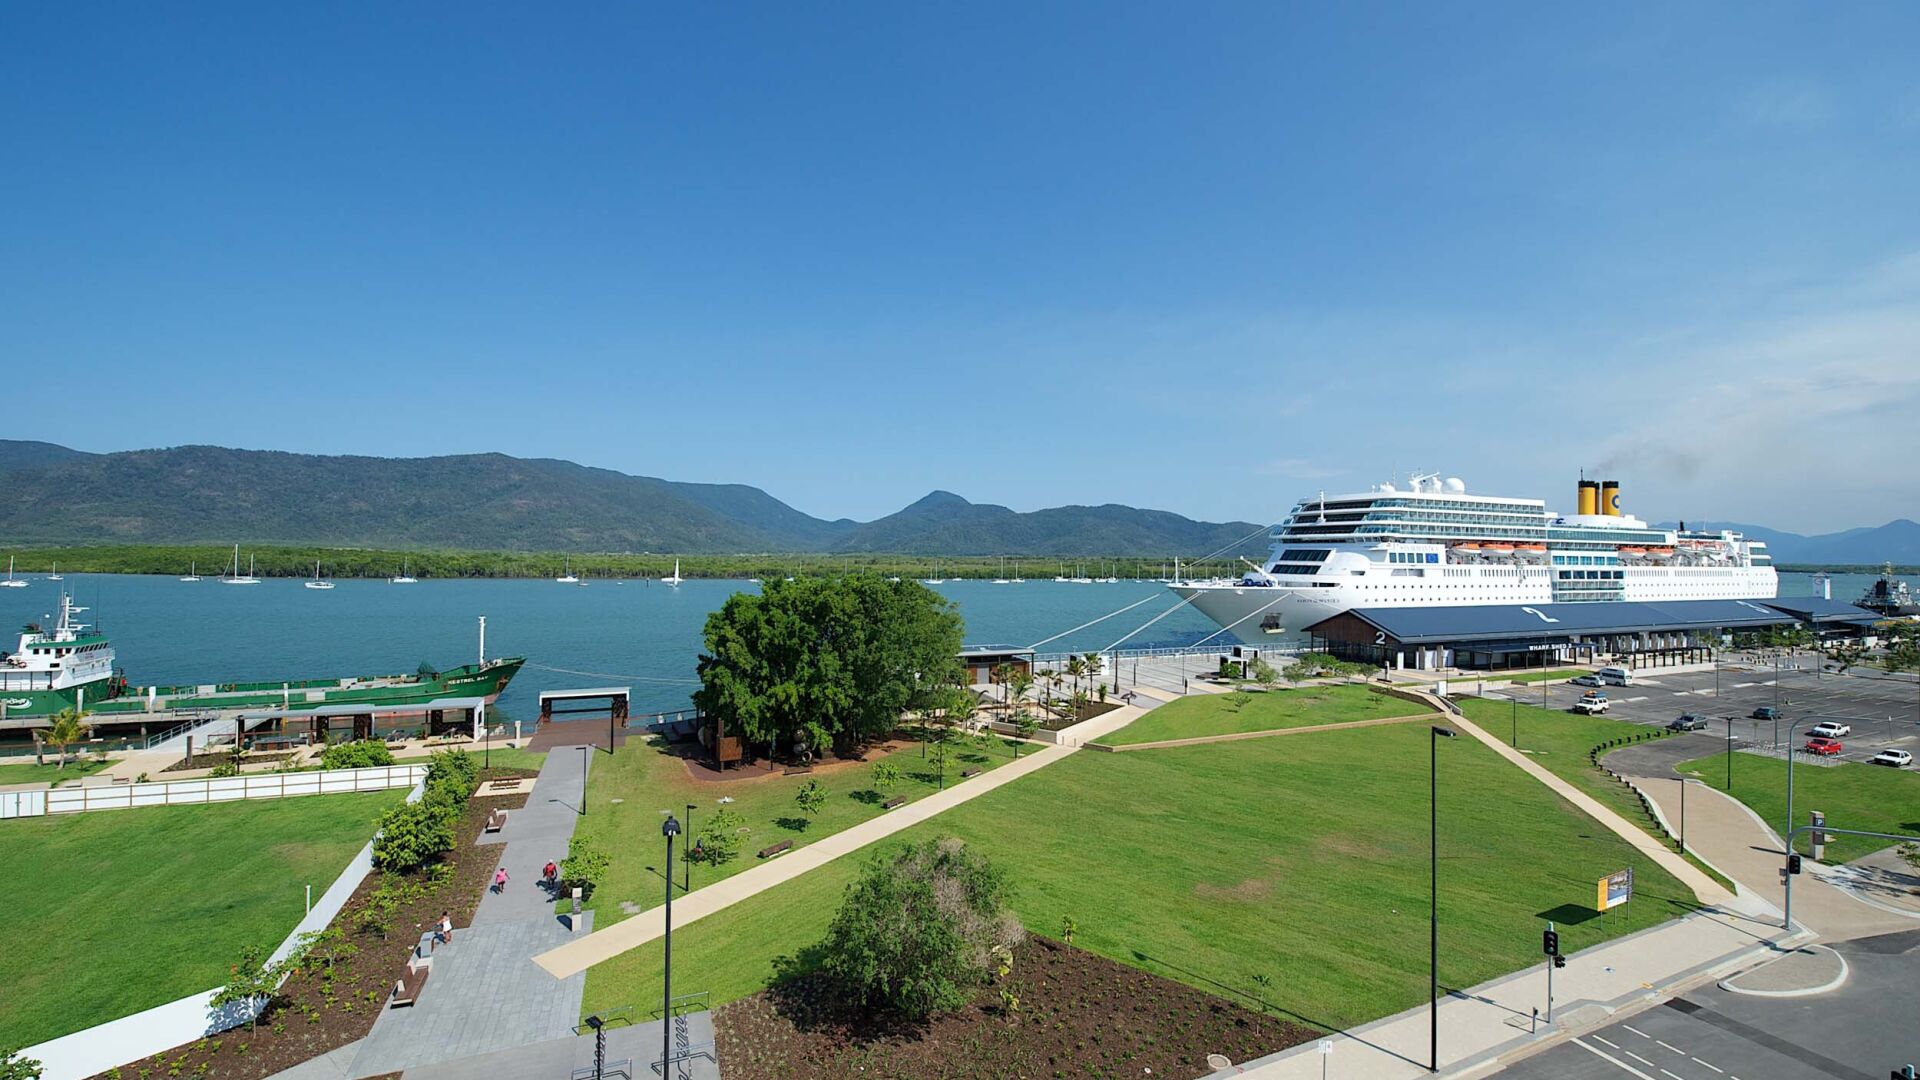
[1485,661,1920,768]
[1490,928,1920,1080]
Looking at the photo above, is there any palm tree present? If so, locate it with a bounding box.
[990,663,1016,708]
[43,707,91,771]
[1064,657,1087,697]
[947,688,979,736]
[1007,669,1034,711]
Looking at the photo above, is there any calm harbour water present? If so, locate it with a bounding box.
[0,575,1227,722]
[0,570,1878,723]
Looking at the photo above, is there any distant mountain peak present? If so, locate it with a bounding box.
[903,490,971,512]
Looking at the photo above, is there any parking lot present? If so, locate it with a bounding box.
[1475,656,1920,768]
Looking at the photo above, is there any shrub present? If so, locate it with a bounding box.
[320,740,395,771]
[208,760,241,778]
[209,946,288,1032]
[818,837,1023,1020]
[427,748,478,792]
[560,835,610,899]
[371,800,456,872]
[794,778,826,819]
[1,1046,43,1080]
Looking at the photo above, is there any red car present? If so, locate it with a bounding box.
[1804,737,1843,757]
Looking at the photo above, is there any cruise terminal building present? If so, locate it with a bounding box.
[1303,597,1880,672]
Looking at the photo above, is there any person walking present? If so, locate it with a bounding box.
[543,859,559,893]
[493,866,509,894]
[432,911,453,950]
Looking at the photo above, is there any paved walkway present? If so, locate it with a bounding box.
[402,1011,719,1080]
[343,746,597,1076]
[1211,905,1793,1079]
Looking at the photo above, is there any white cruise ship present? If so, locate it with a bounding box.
[1172,473,1777,642]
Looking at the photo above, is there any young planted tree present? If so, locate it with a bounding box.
[1010,709,1039,759]
[927,739,953,791]
[872,760,901,794]
[693,805,746,866]
[1250,657,1282,691]
[40,708,90,771]
[794,778,827,823]
[210,945,289,1031]
[818,837,1023,1021]
[561,835,611,898]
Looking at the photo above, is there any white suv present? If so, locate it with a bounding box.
[1870,749,1912,768]
[1808,721,1851,739]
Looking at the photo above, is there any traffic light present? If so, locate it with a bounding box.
[1553,955,1566,969]
[1788,854,1803,875]
[1542,929,1560,957]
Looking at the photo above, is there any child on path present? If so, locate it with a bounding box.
[493,866,510,893]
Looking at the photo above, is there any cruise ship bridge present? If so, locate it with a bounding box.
[1304,598,1880,672]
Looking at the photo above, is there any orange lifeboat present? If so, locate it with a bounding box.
[1648,546,1674,555]
[1455,542,1483,553]
[1517,543,1548,552]
[1484,542,1516,553]
[1619,546,1647,555]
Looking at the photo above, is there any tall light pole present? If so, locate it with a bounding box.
[684,802,697,894]
[1430,725,1458,1073]
[661,813,680,1078]
[1725,716,1734,791]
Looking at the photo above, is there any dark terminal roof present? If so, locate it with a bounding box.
[1750,597,1884,626]
[1306,598,1873,646]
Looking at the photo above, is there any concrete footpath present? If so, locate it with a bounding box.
[1210,905,1796,1079]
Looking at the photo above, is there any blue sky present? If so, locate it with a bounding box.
[5,3,1918,532]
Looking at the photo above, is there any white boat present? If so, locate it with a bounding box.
[662,559,683,586]
[1,557,26,588]
[921,560,945,585]
[556,557,580,584]
[179,561,201,583]
[391,558,417,584]
[304,560,335,590]
[1171,472,1778,642]
[223,545,261,585]
[46,561,62,581]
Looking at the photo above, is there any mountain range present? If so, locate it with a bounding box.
[0,441,1268,558]
[1655,519,1920,567]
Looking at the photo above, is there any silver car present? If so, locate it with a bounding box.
[1869,749,1912,768]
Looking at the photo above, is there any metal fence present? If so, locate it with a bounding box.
[0,763,426,819]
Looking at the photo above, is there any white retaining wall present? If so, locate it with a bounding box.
[0,764,425,819]
[20,778,426,1080]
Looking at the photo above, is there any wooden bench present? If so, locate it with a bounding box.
[757,840,794,859]
[390,965,429,1007]
[488,777,524,790]
[882,796,907,810]
[960,768,982,779]
[484,808,509,833]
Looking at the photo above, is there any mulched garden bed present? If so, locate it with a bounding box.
[90,767,538,1080]
[161,752,299,773]
[714,935,1314,1079]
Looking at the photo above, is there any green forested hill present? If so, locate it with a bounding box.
[0,442,1268,558]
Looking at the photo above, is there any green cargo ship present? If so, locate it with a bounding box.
[0,594,522,728]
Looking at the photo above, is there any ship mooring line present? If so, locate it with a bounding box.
[525,662,701,685]
[1024,594,1160,651]
[1099,593,1199,655]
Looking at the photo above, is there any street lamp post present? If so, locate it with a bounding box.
[1725,717,1734,791]
[660,813,680,1078]
[580,744,589,817]
[1430,725,1458,1074]
[684,803,697,894]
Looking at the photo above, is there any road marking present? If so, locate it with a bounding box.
[1657,1039,1686,1054]
[1692,1056,1724,1073]
[1625,696,1649,703]
[1733,682,1757,688]
[1572,1038,1660,1079]
[1594,1035,1621,1049]
[1622,1024,1651,1038]
[1661,1070,1687,1080]
[1626,1050,1659,1068]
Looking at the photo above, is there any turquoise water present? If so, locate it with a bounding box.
[0,569,1886,723]
[0,576,1222,722]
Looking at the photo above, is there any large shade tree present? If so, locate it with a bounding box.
[696,574,963,757]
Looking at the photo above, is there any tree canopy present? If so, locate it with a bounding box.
[695,574,964,754]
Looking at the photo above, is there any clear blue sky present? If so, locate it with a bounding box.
[6,4,1918,532]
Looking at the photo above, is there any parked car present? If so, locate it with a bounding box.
[1572,697,1611,715]
[1803,737,1843,756]
[1870,749,1913,768]
[1807,721,1851,739]
[1668,714,1710,732]
[1569,673,1603,687]
[1751,706,1783,721]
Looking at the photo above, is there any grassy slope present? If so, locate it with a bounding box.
[0,757,111,785]
[1677,752,1920,862]
[0,791,404,1047]
[1455,697,1735,890]
[1101,684,1430,746]
[582,724,1695,1032]
[573,730,1019,928]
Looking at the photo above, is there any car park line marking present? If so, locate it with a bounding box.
[1691,1057,1724,1073]
[1661,1070,1687,1080]
[1625,696,1649,703]
[1622,1024,1650,1038]
[1626,1050,1659,1068]
[1657,1040,1686,1054]
[1594,1035,1621,1049]
[1572,1039,1660,1079]
[1732,682,1757,688]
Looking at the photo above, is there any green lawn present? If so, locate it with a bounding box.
[0,756,111,786]
[582,723,1696,1032]
[1677,752,1920,863]
[1100,684,1432,746]
[0,791,404,1047]
[573,728,1021,928]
